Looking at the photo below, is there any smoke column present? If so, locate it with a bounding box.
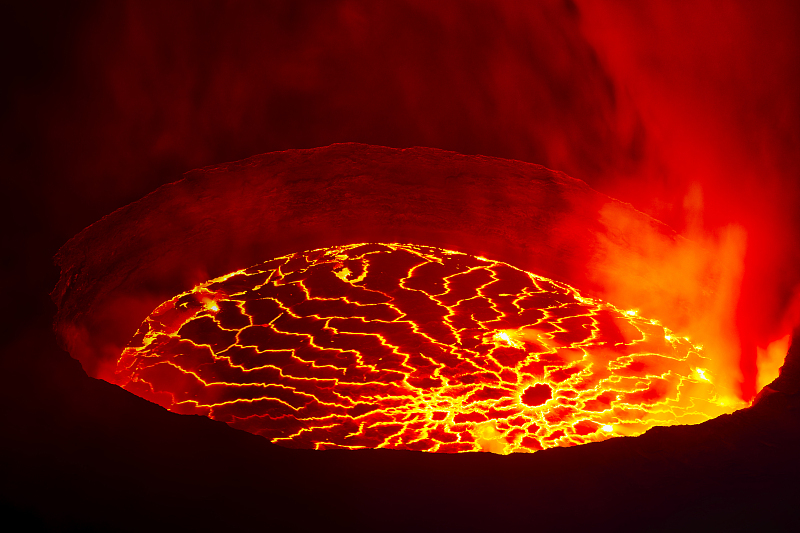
[576,0,800,399]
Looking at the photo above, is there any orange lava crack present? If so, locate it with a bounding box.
[115,243,743,454]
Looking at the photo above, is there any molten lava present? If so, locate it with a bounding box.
[116,243,745,453]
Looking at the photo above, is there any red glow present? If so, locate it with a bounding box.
[575,0,800,399]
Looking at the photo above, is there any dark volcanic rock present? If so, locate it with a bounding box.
[52,143,683,378]
[2,324,799,532]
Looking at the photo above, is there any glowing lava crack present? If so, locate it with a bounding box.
[116,243,741,453]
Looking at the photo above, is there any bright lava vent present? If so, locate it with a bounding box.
[117,243,740,453]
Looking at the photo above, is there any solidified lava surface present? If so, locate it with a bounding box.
[115,243,739,453]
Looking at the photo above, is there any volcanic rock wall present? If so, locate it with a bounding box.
[52,143,685,380]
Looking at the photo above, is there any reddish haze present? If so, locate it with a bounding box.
[576,0,800,399]
[6,1,800,401]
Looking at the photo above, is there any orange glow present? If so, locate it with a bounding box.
[115,243,747,453]
[590,201,750,401]
[756,334,791,393]
[201,297,220,313]
[694,367,710,382]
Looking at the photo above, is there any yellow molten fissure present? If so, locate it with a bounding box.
[116,243,746,453]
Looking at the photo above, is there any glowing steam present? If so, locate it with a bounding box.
[576,0,800,400]
[590,200,750,402]
[756,335,792,393]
